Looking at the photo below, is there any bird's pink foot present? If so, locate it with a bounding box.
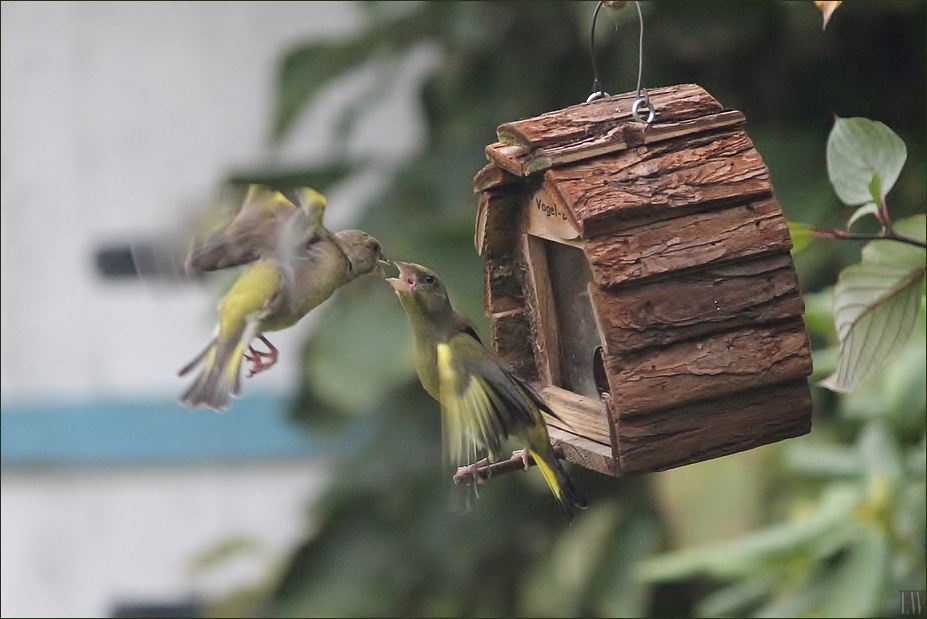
[510,449,532,471]
[456,458,490,485]
[244,336,278,377]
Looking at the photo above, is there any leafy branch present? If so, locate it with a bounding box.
[623,58,924,615]
[791,118,926,394]
[809,203,926,249]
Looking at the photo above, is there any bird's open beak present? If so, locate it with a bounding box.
[374,256,390,278]
[387,261,415,293]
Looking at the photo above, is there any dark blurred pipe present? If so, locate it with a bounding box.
[95,244,138,278]
[95,237,196,283]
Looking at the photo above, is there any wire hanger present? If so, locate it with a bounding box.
[587,1,654,123]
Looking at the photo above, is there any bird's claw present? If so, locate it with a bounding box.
[510,449,532,471]
[244,337,278,377]
[456,458,490,485]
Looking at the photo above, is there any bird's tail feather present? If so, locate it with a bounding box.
[178,338,246,411]
[530,449,588,522]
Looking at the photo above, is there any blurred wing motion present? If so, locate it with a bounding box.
[177,185,386,411]
[389,261,587,521]
[126,184,254,283]
[437,329,588,521]
[178,260,282,410]
[126,233,195,282]
[185,185,326,273]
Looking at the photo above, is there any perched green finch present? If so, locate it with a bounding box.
[388,261,588,520]
[179,185,386,411]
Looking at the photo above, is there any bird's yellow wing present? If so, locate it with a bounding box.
[436,331,546,468]
[217,259,283,339]
[437,330,587,519]
[186,185,299,273]
[291,187,327,240]
[178,259,282,411]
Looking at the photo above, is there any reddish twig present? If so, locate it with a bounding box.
[812,197,925,250]
[811,226,926,249]
[453,446,566,486]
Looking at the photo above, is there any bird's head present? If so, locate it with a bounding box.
[335,230,387,277]
[387,261,453,319]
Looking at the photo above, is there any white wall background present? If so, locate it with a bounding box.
[1,0,433,401]
[1,2,434,616]
[2,464,330,617]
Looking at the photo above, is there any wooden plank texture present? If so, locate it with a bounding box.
[583,197,792,288]
[472,163,520,192]
[534,384,611,446]
[478,85,815,478]
[548,426,617,477]
[490,309,538,382]
[484,142,532,177]
[515,111,746,176]
[474,187,528,256]
[544,129,772,238]
[590,254,806,353]
[604,318,813,415]
[613,379,812,474]
[521,235,562,386]
[483,250,526,315]
[497,84,722,148]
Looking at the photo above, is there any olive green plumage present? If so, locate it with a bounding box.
[184,185,323,273]
[179,185,385,411]
[388,261,587,520]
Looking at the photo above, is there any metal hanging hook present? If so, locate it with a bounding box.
[586,1,610,103]
[586,1,654,124]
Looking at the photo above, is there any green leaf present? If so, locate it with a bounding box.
[847,202,879,231]
[822,216,926,393]
[827,117,907,206]
[858,421,904,493]
[868,174,883,206]
[882,333,927,432]
[519,503,620,616]
[781,441,861,478]
[272,39,382,144]
[841,324,926,430]
[787,221,815,254]
[821,529,890,618]
[863,215,927,265]
[635,484,862,582]
[696,577,772,617]
[823,263,924,393]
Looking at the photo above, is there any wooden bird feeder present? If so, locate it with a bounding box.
[473,84,813,477]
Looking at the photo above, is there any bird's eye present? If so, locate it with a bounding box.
[423,274,435,285]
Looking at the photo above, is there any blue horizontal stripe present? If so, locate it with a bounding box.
[1,395,326,469]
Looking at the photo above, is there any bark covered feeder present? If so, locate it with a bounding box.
[473,84,813,477]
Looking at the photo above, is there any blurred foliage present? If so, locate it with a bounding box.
[206,2,925,617]
[637,302,926,617]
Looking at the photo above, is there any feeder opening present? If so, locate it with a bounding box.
[534,237,605,399]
